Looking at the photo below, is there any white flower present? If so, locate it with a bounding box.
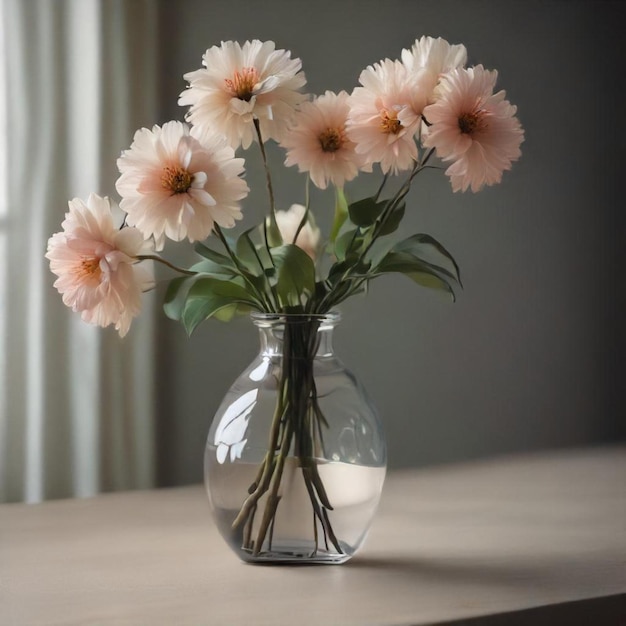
[179,40,307,150]
[115,120,249,249]
[275,204,321,261]
[401,36,467,96]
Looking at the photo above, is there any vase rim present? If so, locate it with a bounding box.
[250,311,341,325]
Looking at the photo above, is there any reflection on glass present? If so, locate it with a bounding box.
[213,389,257,464]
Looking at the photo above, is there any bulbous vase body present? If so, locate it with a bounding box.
[204,313,386,564]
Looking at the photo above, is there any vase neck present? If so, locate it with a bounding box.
[252,314,339,358]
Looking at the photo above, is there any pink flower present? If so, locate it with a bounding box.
[422,65,524,192]
[399,36,467,130]
[275,204,321,261]
[281,91,366,189]
[46,194,154,337]
[115,120,249,249]
[346,59,430,175]
[179,40,307,150]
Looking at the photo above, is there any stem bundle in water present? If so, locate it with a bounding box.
[231,316,343,557]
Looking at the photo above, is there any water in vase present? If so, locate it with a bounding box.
[205,452,386,563]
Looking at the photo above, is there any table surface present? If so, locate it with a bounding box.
[1,446,625,626]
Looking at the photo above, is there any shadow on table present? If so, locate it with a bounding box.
[347,556,625,625]
[349,553,617,590]
[428,594,626,626]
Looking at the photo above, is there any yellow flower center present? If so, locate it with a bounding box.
[224,67,259,102]
[380,109,402,135]
[318,127,344,153]
[161,166,193,194]
[79,257,101,279]
[458,110,487,135]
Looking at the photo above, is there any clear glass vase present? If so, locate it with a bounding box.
[204,312,386,564]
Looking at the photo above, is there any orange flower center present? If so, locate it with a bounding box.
[224,67,259,102]
[79,257,101,279]
[458,110,487,135]
[161,166,193,194]
[318,127,344,153]
[380,109,402,135]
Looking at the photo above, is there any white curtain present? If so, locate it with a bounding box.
[0,0,158,503]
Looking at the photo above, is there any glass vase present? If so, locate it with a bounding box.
[204,312,386,564]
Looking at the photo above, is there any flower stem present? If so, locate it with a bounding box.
[231,372,288,534]
[254,119,276,213]
[285,318,343,555]
[357,153,433,264]
[374,173,389,202]
[292,176,311,245]
[252,416,294,555]
[254,119,281,254]
[318,157,431,312]
[213,224,273,311]
[232,317,343,557]
[135,254,196,276]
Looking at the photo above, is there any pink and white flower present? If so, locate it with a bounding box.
[401,36,467,97]
[275,204,321,261]
[346,59,431,175]
[179,40,307,150]
[115,120,249,249]
[46,194,154,337]
[281,91,366,189]
[422,65,524,192]
[399,36,467,130]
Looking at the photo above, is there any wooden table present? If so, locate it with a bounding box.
[1,446,625,625]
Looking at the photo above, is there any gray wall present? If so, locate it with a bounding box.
[153,0,625,486]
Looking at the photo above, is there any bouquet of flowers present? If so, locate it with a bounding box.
[47,37,523,559]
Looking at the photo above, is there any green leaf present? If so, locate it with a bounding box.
[334,228,362,261]
[348,197,387,228]
[163,276,193,322]
[375,251,456,300]
[405,271,456,299]
[235,228,270,275]
[333,257,371,278]
[182,278,259,335]
[265,214,283,248]
[271,244,316,307]
[194,242,234,267]
[378,202,405,236]
[212,302,252,322]
[392,234,462,286]
[189,259,238,280]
